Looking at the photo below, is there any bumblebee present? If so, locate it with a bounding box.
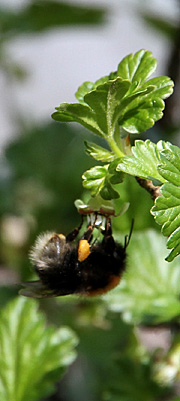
[20,216,132,298]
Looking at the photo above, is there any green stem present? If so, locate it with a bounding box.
[107,137,125,157]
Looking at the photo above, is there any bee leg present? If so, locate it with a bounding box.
[104,218,112,236]
[81,212,102,243]
[77,219,97,262]
[101,218,116,253]
[66,215,84,243]
[81,225,94,243]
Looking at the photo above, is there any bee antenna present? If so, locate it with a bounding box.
[124,219,134,249]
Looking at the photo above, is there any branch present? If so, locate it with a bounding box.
[135,176,162,201]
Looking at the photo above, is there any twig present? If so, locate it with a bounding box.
[135,177,162,201]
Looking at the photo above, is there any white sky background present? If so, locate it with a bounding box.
[0,0,179,150]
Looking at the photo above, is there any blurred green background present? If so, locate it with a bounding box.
[1,1,180,400]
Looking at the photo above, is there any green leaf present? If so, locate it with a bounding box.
[81,78,131,137]
[104,230,180,325]
[84,141,115,162]
[52,102,105,137]
[151,143,180,261]
[106,79,131,134]
[84,81,114,135]
[75,82,96,103]
[108,158,124,184]
[158,143,180,185]
[82,165,107,194]
[140,76,174,100]
[117,139,168,181]
[99,181,120,200]
[82,165,120,200]
[75,75,114,104]
[117,49,157,84]
[119,97,164,134]
[118,76,173,134]
[52,50,174,139]
[151,184,180,261]
[0,297,78,401]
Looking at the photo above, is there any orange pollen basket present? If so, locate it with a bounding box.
[78,239,90,262]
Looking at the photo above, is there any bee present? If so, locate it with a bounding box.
[20,215,133,298]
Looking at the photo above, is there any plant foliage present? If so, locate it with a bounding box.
[53,50,173,138]
[152,143,180,261]
[0,297,78,401]
[2,3,180,399]
[104,230,180,324]
[52,49,180,261]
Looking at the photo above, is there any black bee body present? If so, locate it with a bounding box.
[75,237,126,296]
[20,216,131,298]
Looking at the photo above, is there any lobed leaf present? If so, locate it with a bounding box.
[0,297,78,401]
[75,81,95,103]
[52,50,174,138]
[108,158,124,184]
[75,75,113,103]
[82,78,131,136]
[158,143,180,185]
[106,79,131,134]
[151,143,180,261]
[118,76,173,134]
[151,184,180,261]
[84,141,115,162]
[52,102,106,137]
[117,49,157,85]
[117,139,168,181]
[140,76,174,100]
[104,230,180,324]
[82,165,120,200]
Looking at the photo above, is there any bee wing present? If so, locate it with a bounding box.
[19,280,59,298]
